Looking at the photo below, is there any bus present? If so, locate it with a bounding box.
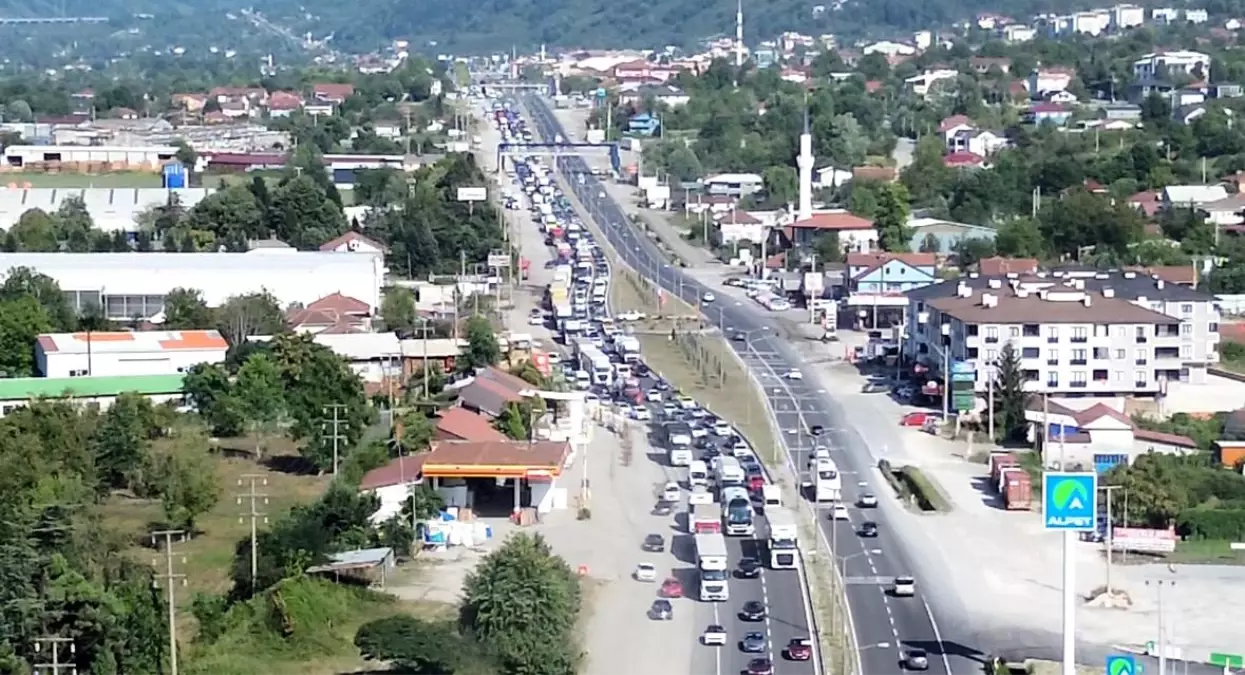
[814,458,842,502]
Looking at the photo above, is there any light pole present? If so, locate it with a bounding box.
[1147,577,1176,675]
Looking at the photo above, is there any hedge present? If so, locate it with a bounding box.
[898,466,951,512]
[1176,507,1245,540]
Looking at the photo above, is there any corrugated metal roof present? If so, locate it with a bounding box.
[0,374,185,400]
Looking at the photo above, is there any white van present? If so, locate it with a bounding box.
[761,484,782,510]
[689,460,710,488]
[574,370,591,389]
[689,484,714,505]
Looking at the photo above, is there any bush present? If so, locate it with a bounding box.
[877,459,909,498]
[898,466,951,512]
[1176,507,1245,540]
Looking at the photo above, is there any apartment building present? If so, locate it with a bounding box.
[903,270,1221,397]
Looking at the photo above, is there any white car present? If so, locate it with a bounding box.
[831,504,850,521]
[892,576,917,597]
[528,310,544,326]
[617,309,647,321]
[646,390,663,403]
[634,563,657,582]
[661,482,681,502]
[690,426,708,439]
[785,369,804,380]
[631,405,651,421]
[713,422,732,436]
[702,291,716,303]
[702,625,728,646]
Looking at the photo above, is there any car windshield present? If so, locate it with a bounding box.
[910,650,928,658]
[897,576,915,584]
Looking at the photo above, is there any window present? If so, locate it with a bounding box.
[966,324,979,336]
[1071,349,1087,365]
[1046,372,1059,387]
[985,326,999,343]
[1135,348,1148,364]
[1071,371,1087,387]
[1046,326,1059,343]
[1071,327,1088,342]
[1022,347,1039,358]
[986,349,998,362]
[1008,326,1020,338]
[966,347,979,359]
[1180,345,1192,359]
[1181,303,1194,316]
[1093,347,1108,359]
[1046,348,1059,365]
[1134,370,1147,385]
[1211,322,1220,333]
[1181,323,1193,336]
[1113,370,1124,382]
[1135,326,1148,343]
[1114,349,1126,360]
[69,369,88,377]
[1115,326,1127,338]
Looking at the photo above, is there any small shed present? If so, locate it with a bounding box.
[306,546,396,589]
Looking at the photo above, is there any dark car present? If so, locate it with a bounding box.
[652,502,674,517]
[739,600,766,621]
[741,632,766,653]
[642,533,666,552]
[858,521,879,537]
[747,658,774,675]
[786,638,813,661]
[809,425,825,436]
[861,382,890,394]
[737,557,761,579]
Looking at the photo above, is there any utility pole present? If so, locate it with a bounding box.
[987,365,995,441]
[1147,578,1176,675]
[321,404,349,475]
[236,474,269,592]
[33,636,76,675]
[1100,485,1123,595]
[151,529,187,675]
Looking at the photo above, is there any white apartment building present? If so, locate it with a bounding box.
[903,271,1221,398]
[1111,4,1146,29]
[35,330,228,378]
[1003,25,1036,42]
[1132,50,1211,79]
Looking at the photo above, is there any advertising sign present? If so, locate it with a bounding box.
[1042,472,1098,530]
[1105,654,1136,675]
[951,360,976,412]
[487,253,511,268]
[1108,527,1177,553]
[456,187,487,202]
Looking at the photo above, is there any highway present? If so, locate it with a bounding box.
[521,94,966,675]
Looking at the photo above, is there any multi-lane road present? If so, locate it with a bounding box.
[521,94,974,675]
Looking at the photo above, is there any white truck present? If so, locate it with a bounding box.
[614,335,641,362]
[694,533,730,602]
[767,507,799,570]
[760,484,782,511]
[716,456,745,486]
[814,458,843,503]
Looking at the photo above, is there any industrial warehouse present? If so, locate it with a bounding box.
[0,187,217,233]
[0,250,386,319]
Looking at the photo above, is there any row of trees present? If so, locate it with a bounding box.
[354,533,582,675]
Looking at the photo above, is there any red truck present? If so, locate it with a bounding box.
[691,504,721,534]
[1000,469,1033,510]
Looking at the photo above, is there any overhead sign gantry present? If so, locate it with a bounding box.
[496,142,622,176]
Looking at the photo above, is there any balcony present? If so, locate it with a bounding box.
[1046,381,1059,389]
[1135,336,1148,344]
[1070,381,1088,388]
[1135,381,1148,388]
[1135,359,1148,365]
[1070,336,1088,344]
[1046,337,1059,344]
[1070,359,1088,366]
[1046,359,1059,366]
[984,336,999,344]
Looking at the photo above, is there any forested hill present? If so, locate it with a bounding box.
[0,0,1117,52]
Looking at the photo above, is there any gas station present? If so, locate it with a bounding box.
[422,439,574,516]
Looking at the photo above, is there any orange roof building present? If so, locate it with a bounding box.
[35,329,229,378]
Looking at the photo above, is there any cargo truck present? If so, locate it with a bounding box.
[692,504,721,534]
[1000,468,1032,510]
[695,533,730,601]
[767,507,799,569]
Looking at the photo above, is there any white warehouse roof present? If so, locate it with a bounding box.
[0,250,385,317]
[37,329,228,355]
[0,188,217,233]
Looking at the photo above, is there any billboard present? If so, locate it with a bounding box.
[457,187,487,202]
[487,253,511,268]
[1108,527,1177,553]
[951,360,976,412]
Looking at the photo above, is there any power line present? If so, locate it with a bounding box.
[151,529,187,675]
[321,404,350,475]
[33,636,76,675]
[236,474,269,592]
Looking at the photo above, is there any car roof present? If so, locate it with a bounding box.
[896,575,916,582]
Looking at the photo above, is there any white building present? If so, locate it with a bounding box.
[0,188,217,234]
[0,374,187,417]
[35,329,228,378]
[1003,25,1036,42]
[905,69,959,96]
[1049,11,1110,36]
[1133,51,1211,79]
[1185,8,1209,23]
[1111,4,1146,29]
[2,145,178,171]
[0,250,386,321]
[863,41,917,57]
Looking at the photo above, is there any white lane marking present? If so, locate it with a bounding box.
[759,569,776,664]
[923,597,955,675]
[713,602,722,675]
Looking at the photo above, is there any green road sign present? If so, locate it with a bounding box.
[1210,652,1244,669]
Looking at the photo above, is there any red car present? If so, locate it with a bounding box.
[901,411,942,427]
[747,658,774,675]
[786,638,812,661]
[659,577,683,598]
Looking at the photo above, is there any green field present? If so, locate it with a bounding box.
[0,171,164,188]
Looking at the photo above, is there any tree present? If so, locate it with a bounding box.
[761,165,798,207]
[216,292,286,345]
[994,218,1045,259]
[991,342,1027,444]
[399,409,435,452]
[509,360,545,388]
[459,533,581,675]
[234,353,287,457]
[268,174,347,249]
[268,333,370,473]
[0,266,76,331]
[356,615,482,674]
[151,440,222,532]
[163,288,216,329]
[494,401,531,441]
[381,287,418,332]
[462,315,500,370]
[9,208,59,251]
[91,392,159,493]
[183,362,244,437]
[873,183,912,252]
[0,294,52,377]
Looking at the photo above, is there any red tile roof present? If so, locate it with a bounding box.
[937,115,973,132]
[943,151,985,167]
[306,292,370,315]
[436,407,507,442]
[359,455,427,490]
[978,257,1039,276]
[313,83,355,101]
[320,231,388,253]
[790,212,874,231]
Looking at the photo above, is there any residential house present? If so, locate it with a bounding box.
[716,209,766,244]
[703,173,764,197]
[458,367,535,417]
[684,193,737,216]
[863,41,917,57]
[1026,102,1073,126]
[1162,184,1229,208]
[320,231,389,255]
[905,69,959,97]
[434,407,507,442]
[1097,103,1143,122]
[1199,194,1245,226]
[208,86,268,108]
[372,120,403,139]
[943,151,987,169]
[785,211,876,250]
[286,292,374,334]
[1111,4,1147,29]
[937,115,975,145]
[1128,190,1163,217]
[267,91,304,118]
[627,113,660,136]
[313,83,356,105]
[813,166,854,189]
[1022,399,1197,472]
[617,84,690,108]
[908,217,998,253]
[947,129,1008,156]
[846,252,937,321]
[1133,50,1211,79]
[1003,25,1037,42]
[1027,67,1075,97]
[1127,78,1176,103]
[170,93,207,113]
